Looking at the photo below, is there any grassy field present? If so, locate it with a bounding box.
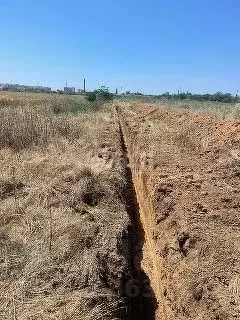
[0,91,101,113]
[0,92,130,320]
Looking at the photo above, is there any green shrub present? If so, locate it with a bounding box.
[97,86,113,101]
[86,87,113,103]
[86,92,97,102]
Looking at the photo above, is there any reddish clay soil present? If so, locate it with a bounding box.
[118,104,240,320]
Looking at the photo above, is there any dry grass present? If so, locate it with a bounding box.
[0,105,85,150]
[0,92,102,150]
[0,93,129,320]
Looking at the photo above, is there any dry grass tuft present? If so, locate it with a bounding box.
[0,178,24,200]
[69,172,104,210]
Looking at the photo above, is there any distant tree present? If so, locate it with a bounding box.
[97,86,113,101]
[221,93,233,103]
[179,92,187,100]
[184,91,237,103]
[86,86,113,102]
[212,92,223,102]
[134,92,143,95]
[161,92,171,99]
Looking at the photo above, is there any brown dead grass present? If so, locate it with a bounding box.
[0,93,130,320]
[0,92,93,150]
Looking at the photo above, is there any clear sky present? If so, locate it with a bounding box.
[0,0,239,94]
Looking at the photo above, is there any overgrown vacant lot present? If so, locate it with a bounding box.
[0,93,130,320]
[118,103,240,319]
[1,92,240,320]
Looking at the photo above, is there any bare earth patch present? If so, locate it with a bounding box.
[118,103,240,320]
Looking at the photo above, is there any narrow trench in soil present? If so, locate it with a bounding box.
[118,117,157,320]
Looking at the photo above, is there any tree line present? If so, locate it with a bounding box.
[160,91,239,103]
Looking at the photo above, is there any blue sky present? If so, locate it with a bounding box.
[0,0,240,94]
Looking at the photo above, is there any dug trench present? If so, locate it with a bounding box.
[117,110,158,320]
[115,104,240,320]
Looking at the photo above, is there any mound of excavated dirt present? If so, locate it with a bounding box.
[118,104,240,320]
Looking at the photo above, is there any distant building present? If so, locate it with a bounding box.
[64,87,75,94]
[0,83,51,93]
[0,83,9,90]
[77,89,85,94]
[27,85,51,93]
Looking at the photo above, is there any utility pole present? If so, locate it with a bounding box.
[115,88,118,95]
[83,79,86,93]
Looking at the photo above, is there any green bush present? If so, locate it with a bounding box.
[97,86,113,101]
[86,92,97,102]
[86,86,113,103]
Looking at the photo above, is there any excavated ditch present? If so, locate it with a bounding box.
[117,111,157,320]
[114,105,240,320]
